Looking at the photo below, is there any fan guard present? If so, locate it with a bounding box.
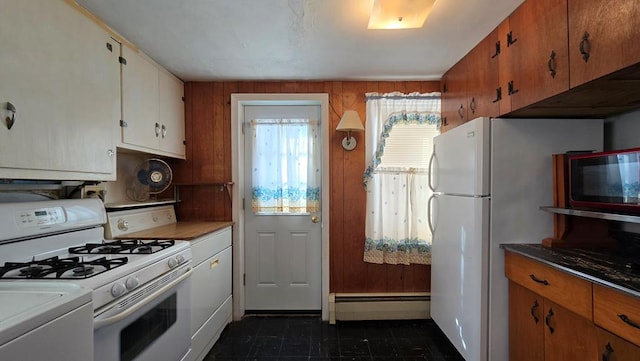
[126,158,173,202]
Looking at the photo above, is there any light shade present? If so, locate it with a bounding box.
[336,111,364,151]
[368,0,436,29]
[336,110,365,132]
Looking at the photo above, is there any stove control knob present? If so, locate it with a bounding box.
[125,276,139,290]
[111,282,126,298]
[176,254,185,264]
[117,219,129,231]
[168,257,178,269]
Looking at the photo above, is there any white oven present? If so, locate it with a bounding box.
[0,199,194,361]
[94,261,192,361]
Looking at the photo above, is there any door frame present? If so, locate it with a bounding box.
[231,93,330,321]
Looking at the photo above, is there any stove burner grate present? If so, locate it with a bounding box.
[0,255,128,279]
[68,239,175,255]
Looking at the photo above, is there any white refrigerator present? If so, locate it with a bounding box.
[429,117,603,361]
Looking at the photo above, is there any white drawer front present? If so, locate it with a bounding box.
[191,246,232,334]
[192,227,232,266]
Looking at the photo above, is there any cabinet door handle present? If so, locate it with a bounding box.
[602,342,614,361]
[469,97,476,114]
[492,87,502,103]
[579,31,591,62]
[210,259,219,269]
[547,50,557,78]
[530,299,540,324]
[545,308,555,334]
[491,41,501,59]
[5,101,16,130]
[457,104,465,120]
[507,31,518,47]
[161,124,167,138]
[155,122,160,137]
[508,81,519,96]
[529,274,549,285]
[618,314,640,330]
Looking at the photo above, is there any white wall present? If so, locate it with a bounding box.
[605,108,640,151]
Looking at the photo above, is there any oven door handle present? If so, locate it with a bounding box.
[94,267,192,329]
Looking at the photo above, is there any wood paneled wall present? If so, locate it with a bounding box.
[171,80,440,293]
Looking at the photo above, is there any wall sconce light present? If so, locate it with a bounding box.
[336,110,365,151]
[368,0,436,29]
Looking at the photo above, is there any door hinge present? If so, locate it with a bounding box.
[241,122,245,135]
[119,56,127,65]
[242,198,245,210]
[243,273,246,286]
[120,120,128,127]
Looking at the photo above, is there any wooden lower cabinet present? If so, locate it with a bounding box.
[543,298,597,361]
[596,327,640,361]
[509,282,544,361]
[509,281,597,360]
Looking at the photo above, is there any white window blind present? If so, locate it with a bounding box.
[377,123,439,170]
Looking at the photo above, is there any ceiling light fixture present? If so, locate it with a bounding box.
[368,0,436,29]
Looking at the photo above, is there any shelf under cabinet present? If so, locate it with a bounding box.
[540,206,640,224]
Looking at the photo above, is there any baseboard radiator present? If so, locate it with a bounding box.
[329,292,430,324]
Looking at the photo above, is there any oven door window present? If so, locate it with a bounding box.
[120,293,177,361]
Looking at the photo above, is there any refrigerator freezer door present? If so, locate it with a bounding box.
[432,117,490,196]
[431,194,489,361]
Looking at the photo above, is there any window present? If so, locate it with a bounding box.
[363,92,441,265]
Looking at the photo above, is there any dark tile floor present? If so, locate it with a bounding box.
[204,316,465,360]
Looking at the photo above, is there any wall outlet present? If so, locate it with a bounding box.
[82,185,106,201]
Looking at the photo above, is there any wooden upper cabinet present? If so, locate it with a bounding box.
[501,0,570,111]
[466,28,501,119]
[568,0,640,88]
[440,57,468,132]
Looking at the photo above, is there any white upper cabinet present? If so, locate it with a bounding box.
[121,47,186,159]
[0,0,120,180]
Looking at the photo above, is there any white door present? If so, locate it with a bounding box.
[244,105,322,311]
[431,194,489,361]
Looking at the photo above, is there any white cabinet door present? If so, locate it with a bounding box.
[158,69,186,158]
[121,46,160,152]
[0,0,119,180]
[121,47,185,159]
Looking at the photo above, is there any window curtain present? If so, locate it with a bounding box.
[250,118,320,214]
[363,92,441,265]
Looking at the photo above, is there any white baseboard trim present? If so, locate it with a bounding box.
[329,292,430,324]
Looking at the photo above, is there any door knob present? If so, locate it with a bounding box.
[311,216,319,223]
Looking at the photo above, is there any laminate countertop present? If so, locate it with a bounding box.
[502,243,640,299]
[115,221,233,241]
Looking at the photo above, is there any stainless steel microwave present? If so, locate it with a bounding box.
[569,148,640,212]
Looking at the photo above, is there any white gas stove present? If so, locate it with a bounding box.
[0,199,193,361]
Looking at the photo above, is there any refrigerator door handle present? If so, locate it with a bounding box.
[427,194,436,235]
[428,149,436,192]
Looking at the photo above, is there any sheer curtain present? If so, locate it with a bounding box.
[250,118,320,214]
[363,92,441,265]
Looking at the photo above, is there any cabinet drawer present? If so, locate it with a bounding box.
[594,284,640,347]
[505,252,592,319]
[191,227,232,266]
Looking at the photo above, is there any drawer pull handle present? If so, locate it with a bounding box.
[529,274,549,286]
[210,259,219,269]
[530,299,540,324]
[545,308,555,334]
[602,342,614,361]
[618,314,640,330]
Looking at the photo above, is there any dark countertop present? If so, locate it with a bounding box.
[502,243,640,299]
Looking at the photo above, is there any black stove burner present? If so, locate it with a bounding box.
[68,239,175,255]
[0,255,128,279]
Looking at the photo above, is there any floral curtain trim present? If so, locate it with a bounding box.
[364,237,432,265]
[252,186,320,214]
[363,111,441,188]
